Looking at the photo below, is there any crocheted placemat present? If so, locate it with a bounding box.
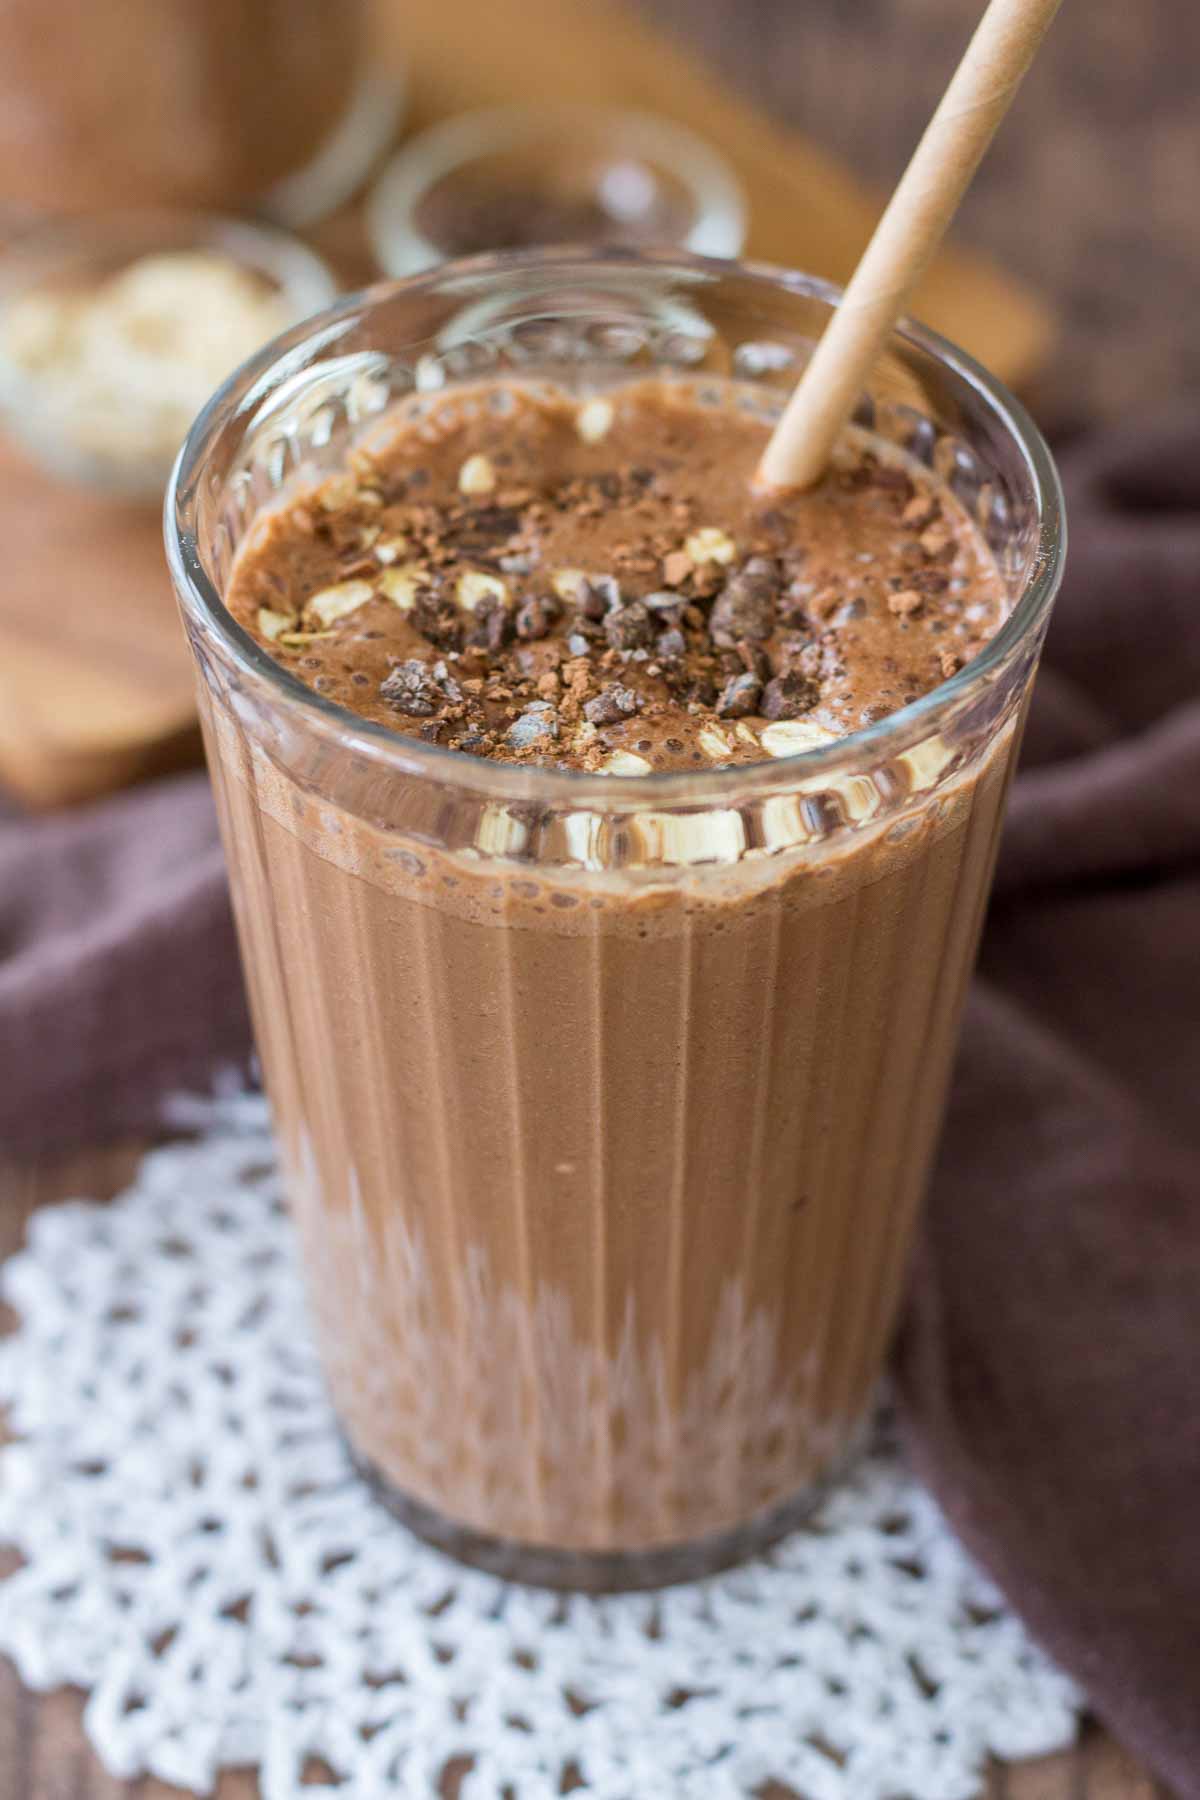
[0,1091,1080,1798]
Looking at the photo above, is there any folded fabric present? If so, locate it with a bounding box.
[0,777,249,1153]
[1,415,1197,1790]
[897,413,1200,1796]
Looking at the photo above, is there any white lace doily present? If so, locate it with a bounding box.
[0,1089,1081,1800]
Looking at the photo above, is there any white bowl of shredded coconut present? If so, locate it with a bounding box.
[0,212,338,500]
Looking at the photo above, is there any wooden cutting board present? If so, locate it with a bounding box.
[0,440,201,807]
[0,0,1054,809]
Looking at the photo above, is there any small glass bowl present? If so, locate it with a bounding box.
[0,211,338,501]
[366,105,746,277]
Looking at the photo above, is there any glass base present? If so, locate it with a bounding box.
[345,1426,870,1593]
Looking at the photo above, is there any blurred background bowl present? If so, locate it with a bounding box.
[367,103,747,277]
[0,210,338,502]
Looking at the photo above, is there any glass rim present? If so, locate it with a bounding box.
[166,246,1066,808]
[0,205,339,308]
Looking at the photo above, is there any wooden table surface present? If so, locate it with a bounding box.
[3,0,1196,1793]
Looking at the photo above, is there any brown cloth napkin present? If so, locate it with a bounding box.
[896,412,1200,1797]
[0,777,250,1150]
[1,415,1198,1789]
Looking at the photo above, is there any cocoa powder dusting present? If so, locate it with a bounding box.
[225,379,1009,773]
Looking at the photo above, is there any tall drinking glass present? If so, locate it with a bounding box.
[167,251,1064,1589]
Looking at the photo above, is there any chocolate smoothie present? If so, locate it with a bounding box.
[206,377,1015,1575]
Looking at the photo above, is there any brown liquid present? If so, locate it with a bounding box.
[203,382,1017,1576]
[413,168,695,259]
[0,0,361,211]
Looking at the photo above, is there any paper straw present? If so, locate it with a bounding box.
[756,0,1062,492]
